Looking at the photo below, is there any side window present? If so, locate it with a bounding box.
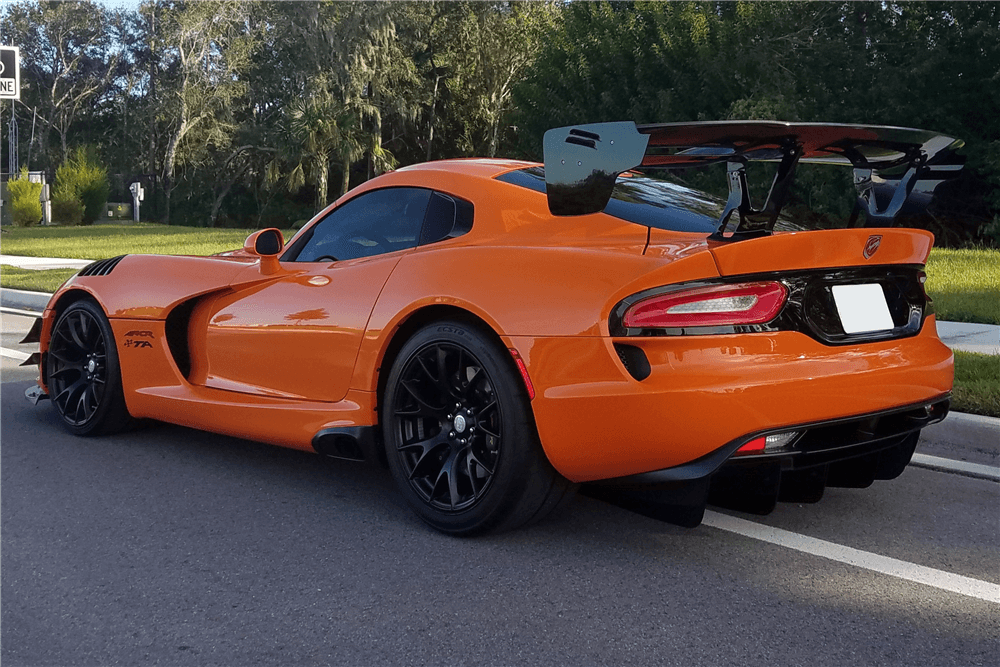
[291,188,432,262]
[419,192,475,246]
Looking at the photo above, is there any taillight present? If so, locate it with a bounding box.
[735,431,800,456]
[622,281,788,329]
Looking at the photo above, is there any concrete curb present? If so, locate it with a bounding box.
[1,288,51,313]
[910,453,1000,482]
[917,411,1000,469]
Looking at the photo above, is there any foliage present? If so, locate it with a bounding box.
[512,1,1000,244]
[1,1,997,243]
[51,146,110,225]
[6,169,43,227]
[51,192,85,226]
[952,351,1000,419]
[2,1,125,167]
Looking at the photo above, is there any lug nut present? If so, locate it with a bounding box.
[449,431,455,439]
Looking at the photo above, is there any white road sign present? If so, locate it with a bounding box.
[0,47,20,100]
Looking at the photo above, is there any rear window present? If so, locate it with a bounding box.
[496,166,803,234]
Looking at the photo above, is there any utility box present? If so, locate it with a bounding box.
[105,202,132,220]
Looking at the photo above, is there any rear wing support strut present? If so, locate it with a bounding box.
[714,142,802,241]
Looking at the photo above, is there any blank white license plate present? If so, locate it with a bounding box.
[831,283,895,334]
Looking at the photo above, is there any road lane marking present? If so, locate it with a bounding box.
[1,346,31,361]
[702,510,1000,604]
[911,453,1000,482]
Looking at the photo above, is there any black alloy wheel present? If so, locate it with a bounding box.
[383,321,576,535]
[392,340,503,511]
[47,300,133,436]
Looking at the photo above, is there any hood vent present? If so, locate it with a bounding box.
[78,255,127,277]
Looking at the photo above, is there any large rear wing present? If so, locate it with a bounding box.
[542,121,964,240]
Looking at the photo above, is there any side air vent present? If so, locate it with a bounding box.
[614,343,651,381]
[78,255,127,277]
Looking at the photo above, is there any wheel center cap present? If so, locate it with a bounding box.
[453,414,467,434]
[87,360,97,373]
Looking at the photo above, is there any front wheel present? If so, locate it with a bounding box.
[382,320,575,535]
[47,299,133,436]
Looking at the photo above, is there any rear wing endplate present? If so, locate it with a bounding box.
[542,121,964,240]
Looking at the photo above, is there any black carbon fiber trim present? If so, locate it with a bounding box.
[78,255,127,277]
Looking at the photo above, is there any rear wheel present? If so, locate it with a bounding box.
[382,320,575,535]
[47,300,133,436]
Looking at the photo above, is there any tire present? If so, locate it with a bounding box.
[382,320,575,535]
[47,299,133,436]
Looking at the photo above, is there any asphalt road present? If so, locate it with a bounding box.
[2,312,998,666]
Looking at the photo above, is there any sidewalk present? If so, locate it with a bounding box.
[1,255,94,271]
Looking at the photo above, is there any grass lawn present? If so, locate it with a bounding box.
[1,265,79,293]
[924,247,1000,325]
[0,223,292,260]
[951,351,1000,418]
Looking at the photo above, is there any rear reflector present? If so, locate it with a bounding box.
[736,431,800,456]
[622,281,787,329]
[509,348,535,401]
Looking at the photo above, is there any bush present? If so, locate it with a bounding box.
[51,192,85,225]
[7,168,43,227]
[52,146,110,226]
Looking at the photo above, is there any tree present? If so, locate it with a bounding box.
[3,0,124,169]
[266,2,400,209]
[149,0,260,224]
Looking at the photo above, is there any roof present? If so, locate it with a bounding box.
[394,158,539,180]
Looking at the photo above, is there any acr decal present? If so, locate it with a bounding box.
[863,235,882,260]
[124,330,154,338]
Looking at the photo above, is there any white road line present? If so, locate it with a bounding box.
[911,453,1000,482]
[0,346,32,361]
[702,510,1000,604]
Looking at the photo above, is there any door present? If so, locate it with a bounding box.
[190,188,433,402]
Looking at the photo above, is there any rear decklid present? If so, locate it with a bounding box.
[703,227,932,275]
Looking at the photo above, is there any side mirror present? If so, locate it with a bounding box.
[243,229,284,275]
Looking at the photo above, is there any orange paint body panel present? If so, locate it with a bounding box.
[512,317,951,482]
[706,228,933,275]
[35,157,953,484]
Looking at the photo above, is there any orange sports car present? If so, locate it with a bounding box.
[23,121,963,534]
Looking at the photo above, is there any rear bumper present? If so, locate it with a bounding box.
[511,316,953,483]
[591,396,948,488]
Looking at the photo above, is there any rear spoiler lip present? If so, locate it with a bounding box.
[542,120,964,238]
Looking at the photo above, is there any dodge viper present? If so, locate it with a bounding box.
[23,121,963,534]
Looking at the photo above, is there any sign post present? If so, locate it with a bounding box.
[129,182,144,222]
[39,182,51,225]
[0,47,19,100]
[2,47,20,197]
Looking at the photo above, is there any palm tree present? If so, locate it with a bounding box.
[283,88,396,210]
